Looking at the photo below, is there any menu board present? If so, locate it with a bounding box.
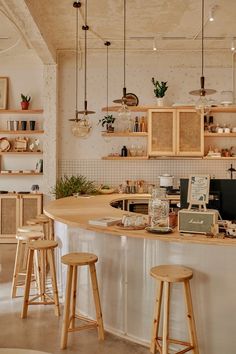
[187,175,210,206]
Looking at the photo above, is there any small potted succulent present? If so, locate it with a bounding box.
[98,114,116,132]
[20,94,31,110]
[151,78,168,106]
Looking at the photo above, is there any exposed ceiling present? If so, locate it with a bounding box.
[0,0,236,61]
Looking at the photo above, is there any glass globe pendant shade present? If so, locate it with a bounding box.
[71,114,92,138]
[117,101,131,132]
[195,95,210,115]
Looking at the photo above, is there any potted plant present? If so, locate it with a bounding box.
[51,175,98,199]
[98,114,116,132]
[151,78,168,106]
[20,94,31,110]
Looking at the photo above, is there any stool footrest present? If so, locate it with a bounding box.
[28,292,55,304]
[156,337,194,354]
[68,313,98,333]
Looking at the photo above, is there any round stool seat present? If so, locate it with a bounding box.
[150,265,193,283]
[17,225,43,233]
[16,231,44,241]
[27,218,49,225]
[61,252,98,266]
[36,214,50,222]
[28,240,58,250]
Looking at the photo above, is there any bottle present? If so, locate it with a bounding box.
[121,145,128,157]
[133,116,139,132]
[140,116,146,132]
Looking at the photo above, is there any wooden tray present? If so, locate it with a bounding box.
[115,222,147,230]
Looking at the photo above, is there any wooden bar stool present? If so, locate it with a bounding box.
[60,252,104,349]
[150,265,199,354]
[27,215,53,240]
[11,231,44,298]
[21,240,60,318]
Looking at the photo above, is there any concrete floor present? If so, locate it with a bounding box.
[0,244,150,354]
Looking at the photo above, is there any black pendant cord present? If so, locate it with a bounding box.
[73,1,81,120]
[105,41,111,116]
[123,0,126,97]
[201,0,204,78]
[84,0,88,113]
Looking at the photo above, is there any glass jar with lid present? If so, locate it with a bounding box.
[148,188,169,228]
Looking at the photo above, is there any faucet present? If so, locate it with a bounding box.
[227,164,236,179]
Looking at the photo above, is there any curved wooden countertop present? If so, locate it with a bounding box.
[44,194,236,246]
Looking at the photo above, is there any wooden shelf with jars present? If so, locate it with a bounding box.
[0,151,42,155]
[204,132,236,137]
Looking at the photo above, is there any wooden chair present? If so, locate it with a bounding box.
[60,252,104,349]
[150,265,199,354]
[11,231,44,298]
[21,240,60,318]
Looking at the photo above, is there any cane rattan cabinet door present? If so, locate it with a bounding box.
[19,194,43,226]
[176,109,204,156]
[0,195,20,240]
[148,109,176,156]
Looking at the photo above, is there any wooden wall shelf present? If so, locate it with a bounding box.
[204,132,236,137]
[0,151,43,155]
[102,156,148,160]
[102,105,236,113]
[0,172,43,176]
[102,132,148,137]
[0,109,43,114]
[0,130,44,134]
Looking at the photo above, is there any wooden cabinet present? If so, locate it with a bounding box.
[148,108,204,157]
[0,193,42,242]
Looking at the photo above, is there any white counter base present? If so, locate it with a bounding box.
[55,221,236,354]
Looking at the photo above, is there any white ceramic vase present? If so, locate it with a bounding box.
[156,97,165,106]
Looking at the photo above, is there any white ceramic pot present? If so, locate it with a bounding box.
[156,97,164,106]
[159,174,174,188]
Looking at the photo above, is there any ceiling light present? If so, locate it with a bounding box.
[189,0,216,115]
[153,37,157,51]
[231,39,235,51]
[209,8,214,22]
[69,0,95,138]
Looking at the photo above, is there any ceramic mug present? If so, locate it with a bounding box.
[21,121,27,130]
[30,120,36,130]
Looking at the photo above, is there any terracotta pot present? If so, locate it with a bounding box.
[21,101,29,110]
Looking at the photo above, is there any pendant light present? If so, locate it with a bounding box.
[189,0,216,114]
[69,0,95,138]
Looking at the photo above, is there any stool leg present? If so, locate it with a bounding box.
[183,280,199,354]
[61,265,73,349]
[47,248,60,317]
[70,265,78,329]
[89,263,104,340]
[162,281,170,354]
[150,280,163,354]
[39,249,46,301]
[11,240,23,298]
[34,249,41,295]
[21,249,34,318]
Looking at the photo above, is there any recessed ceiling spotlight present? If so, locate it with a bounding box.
[209,8,214,22]
[231,39,235,52]
[153,37,157,51]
